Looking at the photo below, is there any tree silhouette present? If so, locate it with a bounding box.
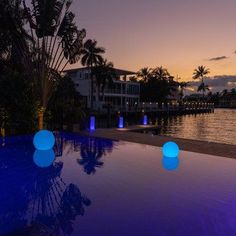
[81,39,105,110]
[139,66,178,103]
[193,66,210,98]
[1,0,86,129]
[137,67,152,83]
[92,59,117,102]
[152,66,170,81]
[77,137,114,175]
[0,134,92,235]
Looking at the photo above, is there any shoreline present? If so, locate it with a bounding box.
[81,128,236,159]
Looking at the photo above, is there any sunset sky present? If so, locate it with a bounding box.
[70,0,236,82]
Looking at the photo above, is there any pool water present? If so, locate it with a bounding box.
[1,132,236,235]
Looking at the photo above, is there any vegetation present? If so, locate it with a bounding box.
[0,1,229,135]
[193,66,210,97]
[47,76,85,131]
[0,0,86,133]
[207,88,236,107]
[0,0,88,134]
[81,39,105,110]
[137,67,152,83]
[137,66,180,103]
[0,67,37,134]
[92,59,117,102]
[178,81,189,101]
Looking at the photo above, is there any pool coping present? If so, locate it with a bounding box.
[81,128,236,159]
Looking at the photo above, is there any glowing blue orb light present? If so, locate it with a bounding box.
[118,117,124,128]
[143,115,148,125]
[162,156,179,171]
[33,130,55,150]
[162,141,180,158]
[90,116,95,131]
[33,149,55,168]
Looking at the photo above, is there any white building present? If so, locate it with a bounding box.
[65,67,140,112]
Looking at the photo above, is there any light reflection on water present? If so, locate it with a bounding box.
[1,133,236,235]
[158,109,236,145]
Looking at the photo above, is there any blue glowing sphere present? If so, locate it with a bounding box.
[162,141,180,158]
[33,130,55,150]
[33,149,55,168]
[162,156,179,171]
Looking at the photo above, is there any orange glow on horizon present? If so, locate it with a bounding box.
[70,0,236,82]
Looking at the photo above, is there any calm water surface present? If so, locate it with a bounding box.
[1,133,236,235]
[158,109,236,145]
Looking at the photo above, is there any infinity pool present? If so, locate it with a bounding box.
[1,132,236,235]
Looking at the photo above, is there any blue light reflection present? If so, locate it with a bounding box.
[33,149,55,168]
[162,156,179,171]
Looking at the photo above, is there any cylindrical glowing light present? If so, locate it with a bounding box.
[143,115,148,125]
[90,116,95,131]
[33,149,55,168]
[118,117,124,128]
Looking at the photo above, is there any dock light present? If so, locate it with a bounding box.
[162,141,180,158]
[118,116,124,128]
[143,115,148,125]
[90,116,95,131]
[33,130,55,150]
[162,156,179,171]
[33,149,55,168]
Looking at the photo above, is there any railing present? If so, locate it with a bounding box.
[116,102,215,113]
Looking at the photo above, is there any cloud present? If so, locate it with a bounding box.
[208,56,229,61]
[187,75,236,94]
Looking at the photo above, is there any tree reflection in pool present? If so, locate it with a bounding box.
[0,133,115,235]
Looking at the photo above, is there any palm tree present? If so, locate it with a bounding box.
[137,67,152,82]
[81,39,105,110]
[193,66,210,97]
[93,59,116,102]
[153,67,178,100]
[152,66,170,80]
[2,0,87,130]
[77,137,114,175]
[197,82,209,95]
[129,76,138,82]
[231,88,236,97]
[178,81,188,101]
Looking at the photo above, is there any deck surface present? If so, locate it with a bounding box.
[81,128,236,159]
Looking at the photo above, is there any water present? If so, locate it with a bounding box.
[98,109,236,145]
[158,109,236,145]
[1,133,236,235]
